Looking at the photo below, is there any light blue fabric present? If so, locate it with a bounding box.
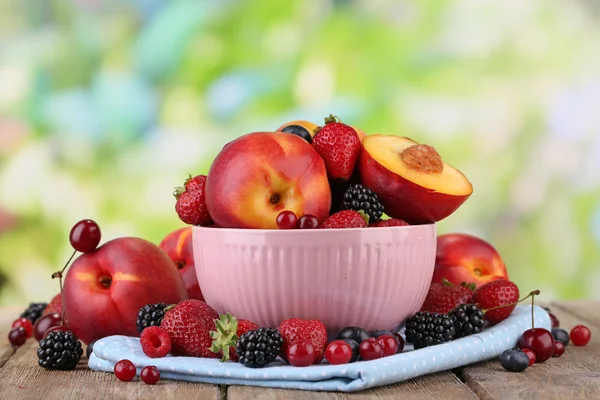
[88,305,550,392]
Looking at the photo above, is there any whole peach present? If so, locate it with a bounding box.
[206,132,331,229]
[63,237,188,344]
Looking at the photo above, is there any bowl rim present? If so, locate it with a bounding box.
[192,223,436,235]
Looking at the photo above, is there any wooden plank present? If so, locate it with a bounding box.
[551,300,600,329]
[228,372,477,400]
[0,339,221,400]
[0,306,21,368]
[461,301,600,400]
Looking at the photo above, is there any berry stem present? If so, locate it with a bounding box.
[482,290,540,314]
[51,249,77,326]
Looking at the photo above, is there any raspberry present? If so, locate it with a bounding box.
[140,326,172,358]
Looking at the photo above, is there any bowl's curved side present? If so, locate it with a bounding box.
[192,226,436,332]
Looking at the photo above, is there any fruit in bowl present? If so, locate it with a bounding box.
[159,227,204,300]
[63,237,188,344]
[358,135,473,224]
[192,223,437,334]
[433,233,509,287]
[205,132,331,229]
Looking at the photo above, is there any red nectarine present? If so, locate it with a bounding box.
[433,233,509,288]
[359,135,472,224]
[206,132,331,229]
[63,237,188,344]
[159,227,203,301]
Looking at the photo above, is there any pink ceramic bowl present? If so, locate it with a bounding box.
[192,224,436,333]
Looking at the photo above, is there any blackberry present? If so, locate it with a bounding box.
[341,184,384,222]
[236,328,283,368]
[404,312,456,349]
[21,302,48,324]
[136,303,169,333]
[448,304,485,338]
[37,330,83,370]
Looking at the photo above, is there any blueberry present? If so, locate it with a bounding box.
[500,349,530,372]
[281,125,312,143]
[86,340,96,359]
[551,328,570,346]
[336,326,371,344]
[341,339,360,363]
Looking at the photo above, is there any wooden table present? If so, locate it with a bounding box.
[0,301,598,399]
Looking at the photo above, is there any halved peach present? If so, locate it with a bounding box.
[358,135,473,224]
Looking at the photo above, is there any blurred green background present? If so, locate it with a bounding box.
[1,0,599,305]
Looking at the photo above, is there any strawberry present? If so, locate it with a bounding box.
[320,210,368,229]
[209,314,259,361]
[472,280,520,325]
[420,280,474,314]
[312,115,361,181]
[160,300,219,358]
[43,293,62,316]
[369,219,409,228]
[174,175,213,226]
[278,318,327,364]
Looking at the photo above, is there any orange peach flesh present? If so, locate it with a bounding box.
[363,135,472,196]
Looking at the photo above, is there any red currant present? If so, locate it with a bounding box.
[11,318,33,338]
[521,348,536,366]
[553,340,565,357]
[297,214,319,229]
[114,359,136,382]
[570,325,591,346]
[70,219,101,253]
[276,211,297,229]
[286,340,315,367]
[375,334,398,357]
[140,365,160,385]
[359,338,383,361]
[33,313,62,341]
[8,327,27,347]
[325,340,354,365]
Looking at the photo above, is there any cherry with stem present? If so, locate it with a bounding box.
[51,219,101,326]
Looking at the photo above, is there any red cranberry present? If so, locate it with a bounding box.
[297,214,319,229]
[114,359,136,382]
[375,334,398,357]
[11,318,33,338]
[140,365,160,385]
[359,338,383,361]
[570,325,591,346]
[8,327,27,347]
[553,340,565,357]
[286,340,315,367]
[521,348,536,366]
[276,211,297,229]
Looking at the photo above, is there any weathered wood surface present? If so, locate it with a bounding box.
[0,301,597,399]
[227,372,477,400]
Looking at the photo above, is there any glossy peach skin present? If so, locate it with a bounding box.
[159,227,203,301]
[358,135,472,224]
[63,237,188,344]
[206,132,331,229]
[433,233,509,287]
